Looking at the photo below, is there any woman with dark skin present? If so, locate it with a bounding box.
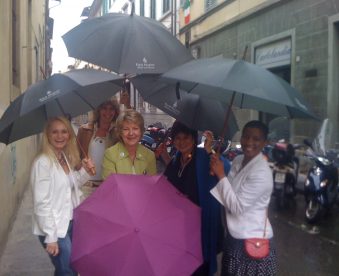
[160,121,230,276]
[210,120,277,275]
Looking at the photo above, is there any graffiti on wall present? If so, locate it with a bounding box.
[10,144,17,185]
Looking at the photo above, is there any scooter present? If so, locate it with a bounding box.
[303,139,338,223]
[271,141,299,208]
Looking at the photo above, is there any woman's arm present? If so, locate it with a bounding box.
[102,149,117,179]
[210,157,271,215]
[147,152,157,175]
[31,160,58,244]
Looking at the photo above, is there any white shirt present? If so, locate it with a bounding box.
[31,154,90,243]
[88,135,107,180]
[210,153,273,239]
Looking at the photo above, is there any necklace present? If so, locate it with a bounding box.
[177,153,192,178]
[57,154,67,167]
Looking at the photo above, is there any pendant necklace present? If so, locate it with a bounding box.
[177,153,192,178]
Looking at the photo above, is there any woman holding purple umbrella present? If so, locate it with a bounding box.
[159,121,231,276]
[31,116,95,276]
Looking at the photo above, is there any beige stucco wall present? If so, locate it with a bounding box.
[0,0,46,257]
[179,0,268,43]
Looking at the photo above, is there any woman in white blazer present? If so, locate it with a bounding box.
[210,120,277,275]
[31,116,94,276]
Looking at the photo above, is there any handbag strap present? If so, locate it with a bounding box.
[263,208,268,238]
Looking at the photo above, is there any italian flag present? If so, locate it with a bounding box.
[184,0,190,24]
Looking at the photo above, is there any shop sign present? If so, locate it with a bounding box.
[255,39,291,68]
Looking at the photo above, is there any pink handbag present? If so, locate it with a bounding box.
[244,211,270,260]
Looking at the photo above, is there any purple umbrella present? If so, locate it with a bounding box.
[71,174,203,276]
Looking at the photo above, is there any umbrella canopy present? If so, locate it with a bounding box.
[132,75,239,140]
[71,174,203,276]
[161,56,318,119]
[0,69,123,144]
[62,13,193,74]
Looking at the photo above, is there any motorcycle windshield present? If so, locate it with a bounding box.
[312,118,335,157]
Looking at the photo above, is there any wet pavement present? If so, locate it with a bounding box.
[0,175,339,275]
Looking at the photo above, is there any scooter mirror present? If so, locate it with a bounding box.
[304,139,313,148]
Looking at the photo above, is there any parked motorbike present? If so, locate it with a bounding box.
[303,138,338,223]
[141,124,176,158]
[271,141,299,208]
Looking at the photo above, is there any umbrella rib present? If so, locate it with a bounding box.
[240,93,244,108]
[186,83,199,93]
[72,90,96,110]
[55,98,67,116]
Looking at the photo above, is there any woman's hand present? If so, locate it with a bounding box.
[46,242,59,256]
[210,154,226,180]
[203,130,214,154]
[82,158,96,176]
[155,142,171,165]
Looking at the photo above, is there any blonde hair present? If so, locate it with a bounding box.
[93,98,120,127]
[116,109,145,143]
[39,116,80,169]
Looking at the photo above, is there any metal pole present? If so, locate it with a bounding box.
[171,0,174,35]
[173,0,177,36]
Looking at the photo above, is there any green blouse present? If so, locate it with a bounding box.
[102,142,157,179]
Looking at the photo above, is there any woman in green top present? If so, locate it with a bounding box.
[102,109,156,178]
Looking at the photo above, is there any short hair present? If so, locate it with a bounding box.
[170,121,198,145]
[93,98,120,127]
[115,109,145,142]
[242,120,269,140]
[40,116,80,169]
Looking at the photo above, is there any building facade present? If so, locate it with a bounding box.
[178,0,339,145]
[0,0,51,256]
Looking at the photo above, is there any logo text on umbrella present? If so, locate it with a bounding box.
[39,89,61,102]
[136,57,155,70]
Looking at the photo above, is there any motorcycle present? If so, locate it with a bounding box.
[141,124,176,158]
[304,132,338,223]
[271,141,300,208]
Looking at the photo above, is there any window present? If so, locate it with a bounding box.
[150,0,156,19]
[205,0,217,11]
[162,0,170,14]
[12,0,20,87]
[140,0,144,16]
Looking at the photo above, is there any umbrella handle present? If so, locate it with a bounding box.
[76,136,96,175]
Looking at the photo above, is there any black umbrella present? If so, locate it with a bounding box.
[0,69,123,144]
[62,12,193,74]
[161,56,318,120]
[132,75,239,140]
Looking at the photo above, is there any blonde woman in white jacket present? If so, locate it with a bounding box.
[31,116,95,276]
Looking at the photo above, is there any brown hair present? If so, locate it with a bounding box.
[93,98,120,127]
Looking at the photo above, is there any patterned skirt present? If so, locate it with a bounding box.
[221,234,278,276]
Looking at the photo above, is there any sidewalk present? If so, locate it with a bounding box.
[0,187,53,276]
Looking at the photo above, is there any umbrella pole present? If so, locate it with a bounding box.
[217,48,247,153]
[216,91,236,153]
